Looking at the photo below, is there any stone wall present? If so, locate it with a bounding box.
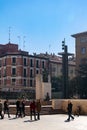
[2,99,87,115]
[52,99,87,115]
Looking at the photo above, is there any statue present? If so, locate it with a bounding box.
[42,68,48,82]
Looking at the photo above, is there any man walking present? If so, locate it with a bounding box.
[0,100,4,119]
[22,99,26,117]
[4,99,10,118]
[30,100,36,121]
[67,100,74,121]
[16,98,20,118]
[36,99,41,120]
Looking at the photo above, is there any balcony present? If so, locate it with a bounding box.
[12,74,16,77]
[12,63,16,66]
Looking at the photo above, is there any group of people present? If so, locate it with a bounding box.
[30,100,41,120]
[15,99,41,120]
[16,98,26,118]
[0,98,41,121]
[0,99,80,121]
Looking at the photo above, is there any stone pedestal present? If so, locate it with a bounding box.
[36,74,51,100]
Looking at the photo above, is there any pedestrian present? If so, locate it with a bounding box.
[36,99,41,120]
[19,99,22,118]
[0,100,4,119]
[67,100,74,121]
[15,98,20,118]
[30,100,36,121]
[74,105,81,117]
[4,99,10,118]
[22,99,26,117]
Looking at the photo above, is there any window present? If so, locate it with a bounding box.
[3,58,6,66]
[12,68,16,76]
[4,79,6,85]
[24,79,26,86]
[30,59,34,67]
[3,69,6,77]
[12,57,16,65]
[80,37,87,43]
[81,47,86,54]
[24,68,26,77]
[36,70,39,74]
[30,79,33,87]
[12,79,16,85]
[30,69,33,77]
[24,58,27,66]
[42,61,45,68]
[36,60,39,68]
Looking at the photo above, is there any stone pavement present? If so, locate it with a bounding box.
[0,114,87,130]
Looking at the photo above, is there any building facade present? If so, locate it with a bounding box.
[72,31,87,73]
[0,43,49,92]
[37,53,76,79]
[0,43,76,93]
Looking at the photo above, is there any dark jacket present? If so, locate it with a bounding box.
[36,101,41,113]
[0,102,2,111]
[67,102,73,113]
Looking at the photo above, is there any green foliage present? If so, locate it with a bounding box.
[69,62,87,99]
[42,68,48,82]
[78,64,87,77]
[69,77,79,98]
[77,63,87,98]
[51,76,62,92]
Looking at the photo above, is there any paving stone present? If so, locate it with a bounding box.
[0,114,87,130]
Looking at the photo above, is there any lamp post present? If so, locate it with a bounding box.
[59,39,73,99]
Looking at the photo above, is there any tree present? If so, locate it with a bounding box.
[42,68,48,82]
[51,76,62,92]
[77,63,87,98]
[69,77,79,98]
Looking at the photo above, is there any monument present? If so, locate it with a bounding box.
[36,72,51,100]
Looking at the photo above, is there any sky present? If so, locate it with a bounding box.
[0,0,87,55]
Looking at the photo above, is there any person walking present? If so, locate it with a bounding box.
[19,99,23,118]
[4,99,10,118]
[36,99,41,120]
[67,100,74,121]
[15,98,20,118]
[22,99,26,117]
[30,100,36,121]
[74,105,81,117]
[0,100,4,119]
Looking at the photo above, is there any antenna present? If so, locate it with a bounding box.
[23,36,26,50]
[49,44,51,54]
[18,36,21,49]
[8,27,11,43]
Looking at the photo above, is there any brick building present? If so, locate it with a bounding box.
[0,43,49,92]
[72,31,87,74]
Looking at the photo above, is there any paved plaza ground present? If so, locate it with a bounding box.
[0,114,87,130]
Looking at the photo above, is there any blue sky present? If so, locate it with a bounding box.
[0,0,87,55]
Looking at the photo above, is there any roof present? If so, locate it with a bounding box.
[71,31,87,38]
